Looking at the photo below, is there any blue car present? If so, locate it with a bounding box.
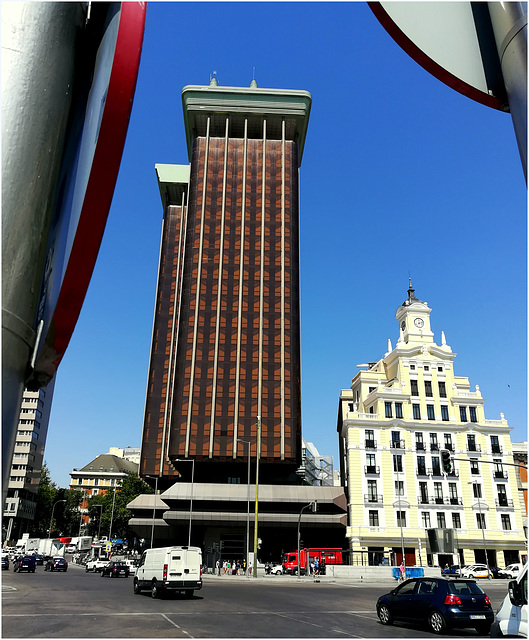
[377,577,493,635]
[13,555,36,573]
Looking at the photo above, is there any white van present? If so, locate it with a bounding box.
[491,563,527,637]
[133,546,202,598]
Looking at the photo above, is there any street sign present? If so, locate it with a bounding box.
[369,2,506,110]
[27,2,146,387]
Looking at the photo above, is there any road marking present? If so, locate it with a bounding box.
[273,612,323,628]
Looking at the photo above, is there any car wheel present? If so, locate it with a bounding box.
[429,610,447,634]
[133,578,141,594]
[378,605,393,625]
[151,580,160,599]
[475,623,492,635]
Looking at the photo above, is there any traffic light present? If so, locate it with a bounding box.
[441,449,452,474]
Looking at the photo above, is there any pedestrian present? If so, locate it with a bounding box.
[399,562,405,582]
[314,558,319,576]
[216,559,221,576]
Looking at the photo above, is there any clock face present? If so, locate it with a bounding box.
[414,318,425,328]
[401,321,406,331]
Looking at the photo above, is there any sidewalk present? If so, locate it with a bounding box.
[202,571,398,586]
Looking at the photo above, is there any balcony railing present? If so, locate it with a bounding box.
[365,440,377,449]
[430,444,439,452]
[447,469,460,478]
[417,468,429,477]
[449,497,463,506]
[467,443,481,452]
[364,465,380,475]
[416,442,425,451]
[417,497,430,505]
[444,443,454,451]
[495,498,514,508]
[390,439,405,449]
[494,470,508,479]
[491,445,503,454]
[431,469,444,477]
[364,495,384,505]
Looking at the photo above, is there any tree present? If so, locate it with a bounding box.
[29,463,57,537]
[87,473,152,546]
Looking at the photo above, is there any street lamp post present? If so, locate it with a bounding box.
[108,486,117,542]
[93,504,103,541]
[144,476,159,549]
[469,481,491,579]
[237,438,251,576]
[48,499,66,538]
[297,502,315,579]
[174,459,195,546]
[253,416,261,578]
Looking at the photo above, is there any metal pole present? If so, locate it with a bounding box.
[48,500,66,538]
[253,416,261,578]
[297,503,312,579]
[108,487,116,541]
[238,439,251,577]
[398,469,406,575]
[95,505,102,541]
[487,2,527,181]
[189,460,194,547]
[150,476,158,549]
[470,481,491,579]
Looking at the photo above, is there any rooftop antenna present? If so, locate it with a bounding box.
[250,66,258,88]
[209,70,218,87]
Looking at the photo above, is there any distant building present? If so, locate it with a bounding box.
[70,450,139,533]
[108,446,140,466]
[3,381,55,543]
[337,283,527,568]
[298,439,336,486]
[511,441,528,538]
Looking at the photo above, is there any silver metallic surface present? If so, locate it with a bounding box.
[1,2,86,501]
[488,2,528,180]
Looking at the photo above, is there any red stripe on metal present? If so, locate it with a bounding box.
[50,2,146,369]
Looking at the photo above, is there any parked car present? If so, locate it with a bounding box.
[269,563,283,575]
[101,561,130,578]
[459,564,493,579]
[491,563,528,637]
[376,577,494,635]
[2,555,9,570]
[442,565,460,576]
[85,558,110,572]
[45,556,68,572]
[498,563,524,580]
[13,555,36,573]
[33,554,44,566]
[123,558,139,575]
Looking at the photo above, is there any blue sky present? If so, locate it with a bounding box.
[44,2,527,487]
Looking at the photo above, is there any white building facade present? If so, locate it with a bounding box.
[337,284,526,568]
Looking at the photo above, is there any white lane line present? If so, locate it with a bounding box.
[273,612,323,628]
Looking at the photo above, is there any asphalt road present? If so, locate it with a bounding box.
[1,563,512,638]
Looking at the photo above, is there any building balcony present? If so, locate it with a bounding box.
[416,443,426,451]
[390,440,405,449]
[447,469,459,478]
[364,495,384,505]
[444,443,454,451]
[449,497,463,506]
[430,444,440,452]
[417,468,429,477]
[364,465,380,475]
[491,445,503,454]
[495,498,514,508]
[467,443,482,453]
[494,470,508,479]
[365,440,377,450]
[417,497,431,505]
[431,469,444,477]
[356,413,379,420]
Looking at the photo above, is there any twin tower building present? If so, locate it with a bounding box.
[140,81,311,490]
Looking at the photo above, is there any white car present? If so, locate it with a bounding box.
[498,563,524,580]
[460,563,492,579]
[269,563,283,575]
[85,558,109,572]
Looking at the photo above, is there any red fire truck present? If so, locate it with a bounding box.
[282,548,343,575]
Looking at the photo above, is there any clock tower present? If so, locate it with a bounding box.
[395,280,434,345]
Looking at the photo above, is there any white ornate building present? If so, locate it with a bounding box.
[337,283,526,568]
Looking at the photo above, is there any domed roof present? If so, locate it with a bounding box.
[402,278,423,306]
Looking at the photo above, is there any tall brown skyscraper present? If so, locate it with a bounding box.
[140,81,311,485]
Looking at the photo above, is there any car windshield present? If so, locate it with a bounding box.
[449,581,485,595]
